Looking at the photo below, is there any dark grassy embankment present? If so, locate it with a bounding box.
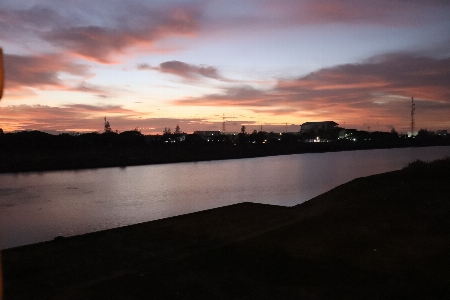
[1,157,450,299]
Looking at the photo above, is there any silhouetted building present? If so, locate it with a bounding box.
[339,129,358,140]
[193,131,221,137]
[301,121,338,133]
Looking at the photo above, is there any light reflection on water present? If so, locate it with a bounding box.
[1,146,449,249]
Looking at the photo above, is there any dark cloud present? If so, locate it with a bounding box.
[1,2,201,63]
[171,53,450,110]
[172,52,450,131]
[2,1,449,66]
[263,0,450,27]
[4,53,90,90]
[0,5,72,40]
[159,60,223,80]
[42,7,199,63]
[276,53,450,104]
[70,82,112,98]
[138,60,228,81]
[173,85,278,106]
[137,63,157,71]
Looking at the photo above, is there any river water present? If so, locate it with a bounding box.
[1,146,449,249]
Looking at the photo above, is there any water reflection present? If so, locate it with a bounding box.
[1,146,449,249]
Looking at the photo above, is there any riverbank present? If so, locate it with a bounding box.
[2,139,447,173]
[2,158,450,299]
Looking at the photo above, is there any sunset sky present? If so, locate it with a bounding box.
[1,0,449,134]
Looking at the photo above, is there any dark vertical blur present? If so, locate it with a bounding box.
[0,48,3,99]
[0,47,3,300]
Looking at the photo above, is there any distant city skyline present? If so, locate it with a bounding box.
[1,0,449,134]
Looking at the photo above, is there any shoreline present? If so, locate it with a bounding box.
[2,158,450,299]
[1,143,447,174]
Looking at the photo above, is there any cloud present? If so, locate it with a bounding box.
[0,104,229,134]
[251,108,298,116]
[4,53,90,91]
[3,54,129,98]
[194,0,450,41]
[137,63,157,71]
[2,1,449,66]
[70,82,115,98]
[1,2,201,63]
[276,53,450,129]
[261,0,450,27]
[63,104,138,114]
[173,85,278,106]
[276,53,450,104]
[0,4,72,41]
[160,61,222,80]
[138,60,229,81]
[42,7,200,63]
[0,103,146,132]
[172,52,450,131]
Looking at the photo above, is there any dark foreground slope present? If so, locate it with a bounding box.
[2,158,450,299]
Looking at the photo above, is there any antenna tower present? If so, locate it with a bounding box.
[410,97,415,136]
[222,114,226,133]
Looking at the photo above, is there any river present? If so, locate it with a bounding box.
[1,146,449,249]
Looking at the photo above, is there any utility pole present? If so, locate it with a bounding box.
[411,97,415,136]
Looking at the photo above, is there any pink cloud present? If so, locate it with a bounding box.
[0,104,231,134]
[43,8,199,63]
[172,52,450,131]
[276,53,450,103]
[251,108,298,115]
[0,104,146,133]
[1,3,202,63]
[4,53,90,91]
[173,86,279,107]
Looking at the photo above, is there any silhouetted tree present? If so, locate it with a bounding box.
[417,129,431,138]
[119,130,144,146]
[104,117,112,133]
[174,124,181,134]
[163,127,171,135]
[238,126,247,144]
